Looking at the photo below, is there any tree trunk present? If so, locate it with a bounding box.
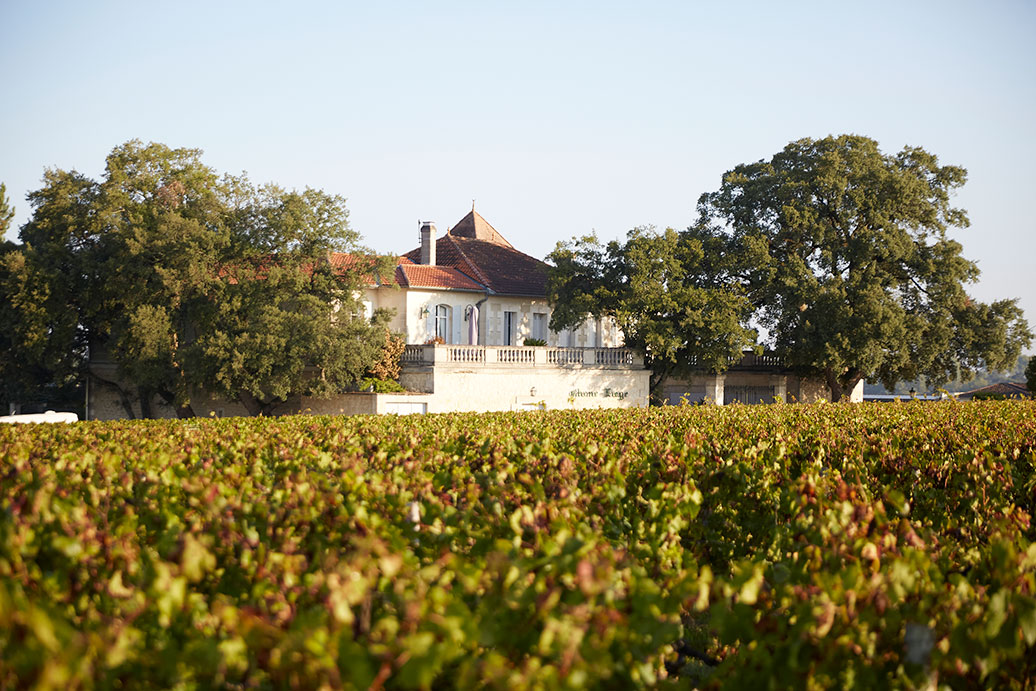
[839,368,864,403]
[238,391,266,417]
[648,362,675,405]
[826,367,864,403]
[138,387,153,419]
[89,373,137,419]
[825,368,845,403]
[158,390,196,419]
[118,388,137,419]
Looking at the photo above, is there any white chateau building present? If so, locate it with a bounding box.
[336,210,649,415]
[86,209,858,420]
[348,210,624,349]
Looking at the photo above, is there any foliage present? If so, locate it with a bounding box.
[2,141,390,417]
[2,402,1034,688]
[523,337,547,346]
[697,135,1032,400]
[0,182,14,237]
[1027,356,1036,394]
[366,331,406,382]
[0,243,84,412]
[547,227,755,396]
[358,377,406,393]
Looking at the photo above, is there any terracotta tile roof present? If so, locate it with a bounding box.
[329,253,372,272]
[446,210,514,248]
[443,235,547,296]
[330,212,547,296]
[402,212,548,297]
[956,381,1032,399]
[329,253,403,286]
[397,264,484,291]
[220,255,348,284]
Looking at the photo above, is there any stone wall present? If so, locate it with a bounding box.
[663,371,864,405]
[87,381,435,421]
[399,345,649,412]
[417,367,648,413]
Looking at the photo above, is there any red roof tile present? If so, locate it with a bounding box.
[329,253,403,286]
[397,265,484,291]
[333,212,548,296]
[957,381,1032,399]
[447,210,514,248]
[402,212,548,296]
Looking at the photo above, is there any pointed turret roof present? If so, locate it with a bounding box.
[447,209,514,248]
[402,209,547,296]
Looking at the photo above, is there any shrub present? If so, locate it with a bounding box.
[358,377,405,393]
[366,331,406,381]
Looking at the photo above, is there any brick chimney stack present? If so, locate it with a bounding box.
[419,221,436,266]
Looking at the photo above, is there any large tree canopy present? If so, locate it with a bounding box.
[697,134,1031,400]
[2,141,393,417]
[547,226,756,397]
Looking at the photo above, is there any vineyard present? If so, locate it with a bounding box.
[1,402,1035,689]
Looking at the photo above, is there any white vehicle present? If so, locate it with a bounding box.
[0,410,79,424]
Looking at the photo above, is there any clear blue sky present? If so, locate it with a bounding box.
[2,0,1034,351]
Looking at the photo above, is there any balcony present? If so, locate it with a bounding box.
[683,351,787,370]
[401,345,644,369]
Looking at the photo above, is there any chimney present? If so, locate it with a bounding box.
[419,221,436,266]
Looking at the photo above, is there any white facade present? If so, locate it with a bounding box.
[397,344,649,413]
[364,285,621,348]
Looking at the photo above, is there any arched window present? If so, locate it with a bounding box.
[435,304,452,343]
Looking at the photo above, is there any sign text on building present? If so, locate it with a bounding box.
[569,388,628,400]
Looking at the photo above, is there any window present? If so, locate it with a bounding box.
[724,386,777,405]
[435,304,451,343]
[503,311,517,345]
[532,313,547,341]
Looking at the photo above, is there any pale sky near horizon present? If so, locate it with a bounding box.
[2,1,1034,351]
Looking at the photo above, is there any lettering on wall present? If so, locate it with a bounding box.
[569,388,628,400]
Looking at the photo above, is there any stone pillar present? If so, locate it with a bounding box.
[770,374,788,403]
[704,373,725,405]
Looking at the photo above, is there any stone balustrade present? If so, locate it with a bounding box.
[401,345,644,369]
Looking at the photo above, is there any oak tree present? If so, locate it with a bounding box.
[696,135,1031,400]
[4,141,392,417]
[547,226,756,397]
